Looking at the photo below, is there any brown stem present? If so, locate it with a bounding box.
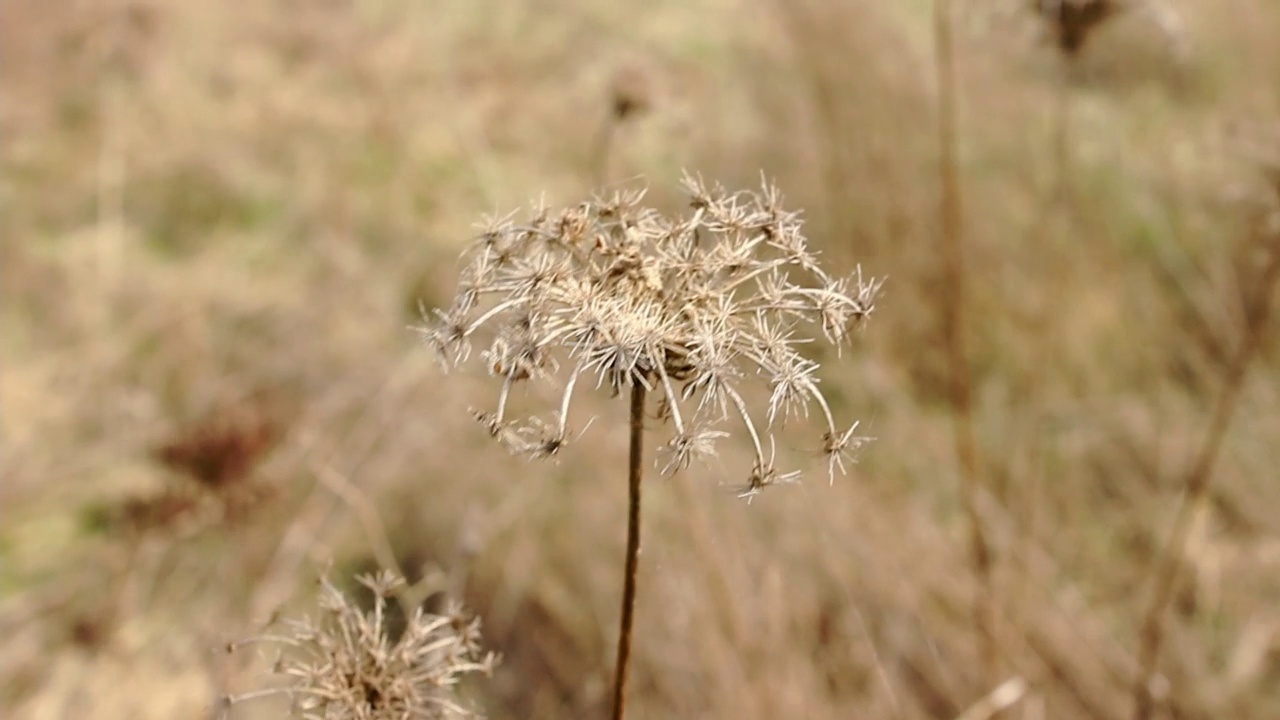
[933,0,996,684]
[590,115,619,189]
[1052,55,1074,217]
[1132,234,1280,720]
[611,381,647,720]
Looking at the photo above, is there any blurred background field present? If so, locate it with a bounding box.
[3,0,1280,718]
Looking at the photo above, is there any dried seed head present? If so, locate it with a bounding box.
[1034,0,1120,56]
[609,65,653,121]
[225,571,495,720]
[419,174,881,497]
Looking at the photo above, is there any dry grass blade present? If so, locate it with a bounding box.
[954,677,1029,720]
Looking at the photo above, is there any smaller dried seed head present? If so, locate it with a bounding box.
[224,571,496,720]
[419,173,882,498]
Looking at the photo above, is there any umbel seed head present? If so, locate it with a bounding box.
[224,571,495,720]
[419,173,881,498]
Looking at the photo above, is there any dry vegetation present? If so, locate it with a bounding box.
[3,1,1280,719]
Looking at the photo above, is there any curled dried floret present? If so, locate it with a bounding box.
[824,421,872,481]
[736,444,802,503]
[658,427,729,476]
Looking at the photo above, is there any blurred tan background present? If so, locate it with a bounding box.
[3,1,1280,718]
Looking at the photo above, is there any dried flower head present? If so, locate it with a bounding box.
[1028,0,1189,60]
[609,64,653,121]
[1032,0,1120,56]
[419,173,881,494]
[225,571,496,720]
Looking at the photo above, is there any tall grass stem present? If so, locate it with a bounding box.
[933,0,996,685]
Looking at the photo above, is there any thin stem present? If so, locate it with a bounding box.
[611,381,647,720]
[464,297,524,334]
[590,115,619,188]
[723,384,766,467]
[934,0,996,685]
[720,258,785,293]
[1052,54,1074,217]
[556,365,584,437]
[495,375,514,425]
[806,378,839,438]
[654,361,686,436]
[218,687,291,719]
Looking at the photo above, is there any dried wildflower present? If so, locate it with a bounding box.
[135,397,284,532]
[419,173,882,490]
[609,65,653,121]
[1032,0,1120,56]
[153,400,281,491]
[1028,0,1189,60]
[224,571,495,720]
[418,174,879,720]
